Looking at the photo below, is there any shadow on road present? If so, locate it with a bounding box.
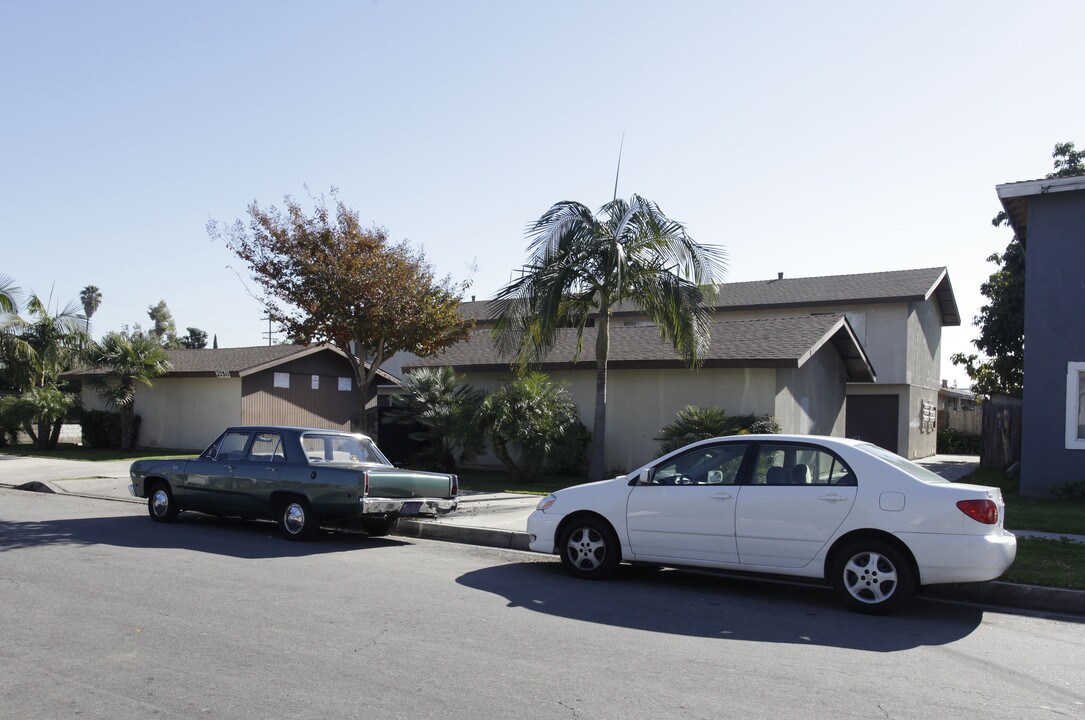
[0,513,408,559]
[457,560,986,651]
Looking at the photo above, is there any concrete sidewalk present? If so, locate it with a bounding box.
[2,453,1082,616]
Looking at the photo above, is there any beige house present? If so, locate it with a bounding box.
[399,266,959,469]
[405,314,875,475]
[70,345,389,450]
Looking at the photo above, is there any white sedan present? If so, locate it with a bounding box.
[527,435,1016,613]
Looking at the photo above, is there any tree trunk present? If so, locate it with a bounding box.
[120,381,135,451]
[48,419,63,449]
[25,422,40,449]
[589,313,610,481]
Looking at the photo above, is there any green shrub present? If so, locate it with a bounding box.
[937,427,982,455]
[655,406,780,456]
[385,367,484,471]
[81,410,141,449]
[1051,479,1085,501]
[475,373,586,483]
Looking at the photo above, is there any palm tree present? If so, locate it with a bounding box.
[1,291,87,391]
[87,331,172,451]
[0,274,20,315]
[80,285,102,335]
[0,287,86,446]
[386,366,484,471]
[492,195,726,481]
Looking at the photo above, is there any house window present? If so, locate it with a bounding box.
[1066,362,1085,450]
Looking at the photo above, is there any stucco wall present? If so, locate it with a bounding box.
[775,345,847,437]
[1020,190,1085,495]
[135,378,243,450]
[454,367,777,476]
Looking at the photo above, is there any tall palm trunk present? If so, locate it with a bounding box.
[590,312,610,481]
[120,379,136,451]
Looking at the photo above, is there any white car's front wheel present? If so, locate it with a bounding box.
[831,539,915,614]
[558,516,620,580]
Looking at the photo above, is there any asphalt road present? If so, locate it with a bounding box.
[1,489,1083,720]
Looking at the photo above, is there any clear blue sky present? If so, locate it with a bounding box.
[3,1,1082,386]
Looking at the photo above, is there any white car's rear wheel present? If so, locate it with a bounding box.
[831,540,915,614]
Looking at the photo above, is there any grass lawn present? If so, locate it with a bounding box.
[961,468,1085,535]
[0,443,197,463]
[1001,538,1085,590]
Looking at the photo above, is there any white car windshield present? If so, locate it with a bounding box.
[300,433,391,466]
[858,443,948,484]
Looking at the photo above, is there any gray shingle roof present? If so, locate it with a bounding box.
[63,344,399,384]
[459,266,960,326]
[404,314,875,380]
[165,345,312,374]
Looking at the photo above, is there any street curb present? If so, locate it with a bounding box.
[924,580,1085,616]
[12,480,65,494]
[1,480,143,505]
[396,518,532,552]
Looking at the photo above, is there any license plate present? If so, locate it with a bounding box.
[400,502,421,517]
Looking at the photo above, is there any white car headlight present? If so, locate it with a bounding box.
[536,494,557,511]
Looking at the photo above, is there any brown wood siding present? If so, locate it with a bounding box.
[241,357,362,429]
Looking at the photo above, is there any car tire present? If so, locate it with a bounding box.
[147,482,179,523]
[830,539,915,614]
[558,516,621,580]
[278,497,320,541]
[361,517,399,537]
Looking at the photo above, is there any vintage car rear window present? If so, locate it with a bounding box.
[300,433,391,466]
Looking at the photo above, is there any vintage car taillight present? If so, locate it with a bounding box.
[956,499,998,525]
[362,471,370,497]
[449,474,459,497]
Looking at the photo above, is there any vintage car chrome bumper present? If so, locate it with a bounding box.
[360,496,458,517]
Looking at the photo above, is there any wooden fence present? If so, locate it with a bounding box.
[938,409,982,435]
[980,394,1022,470]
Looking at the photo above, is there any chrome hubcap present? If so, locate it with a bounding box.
[151,489,170,516]
[283,503,306,535]
[843,551,898,604]
[565,526,606,571]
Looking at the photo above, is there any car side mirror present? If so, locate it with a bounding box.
[638,469,652,485]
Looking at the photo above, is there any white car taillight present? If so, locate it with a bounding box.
[449,474,459,497]
[956,499,998,525]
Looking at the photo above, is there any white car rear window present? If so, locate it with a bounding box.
[858,443,948,484]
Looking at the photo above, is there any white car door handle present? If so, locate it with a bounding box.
[709,493,735,500]
[819,494,849,503]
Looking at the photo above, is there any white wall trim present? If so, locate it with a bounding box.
[1065,362,1085,450]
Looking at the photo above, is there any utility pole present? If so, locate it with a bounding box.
[261,312,277,346]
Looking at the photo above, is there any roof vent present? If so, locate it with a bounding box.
[777,272,784,280]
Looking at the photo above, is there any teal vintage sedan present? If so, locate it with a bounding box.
[129,426,458,541]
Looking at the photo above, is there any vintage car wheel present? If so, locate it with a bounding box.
[830,539,915,614]
[361,518,399,537]
[558,515,621,580]
[278,497,320,541]
[147,482,179,523]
